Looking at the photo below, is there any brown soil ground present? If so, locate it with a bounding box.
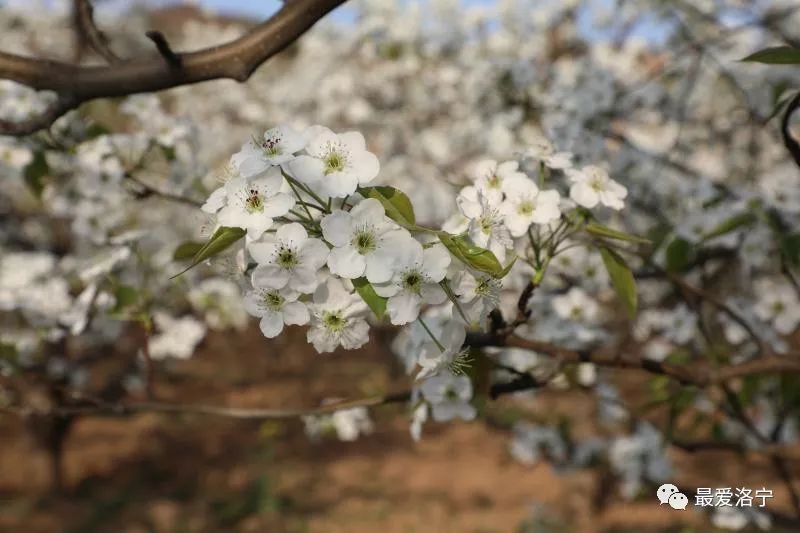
[0,326,798,532]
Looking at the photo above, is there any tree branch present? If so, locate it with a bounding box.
[0,0,347,136]
[781,91,800,168]
[73,0,121,64]
[145,31,181,68]
[497,335,800,387]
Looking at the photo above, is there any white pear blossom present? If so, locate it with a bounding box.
[149,313,206,360]
[188,278,249,331]
[286,125,380,198]
[410,401,429,441]
[451,269,501,324]
[754,279,800,335]
[211,167,295,239]
[509,422,568,466]
[374,242,450,325]
[302,405,374,442]
[244,285,309,339]
[200,185,228,214]
[456,186,513,263]
[567,165,627,210]
[249,222,329,294]
[523,135,574,169]
[552,287,599,322]
[471,159,526,203]
[417,319,468,379]
[321,198,413,283]
[307,278,370,353]
[232,124,307,175]
[419,370,476,422]
[499,175,561,236]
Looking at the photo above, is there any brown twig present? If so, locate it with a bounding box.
[145,31,181,68]
[0,0,347,136]
[782,91,800,169]
[73,0,121,64]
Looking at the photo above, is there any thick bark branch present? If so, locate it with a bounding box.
[0,0,347,136]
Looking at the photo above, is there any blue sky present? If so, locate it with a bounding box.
[4,0,673,45]
[151,0,673,45]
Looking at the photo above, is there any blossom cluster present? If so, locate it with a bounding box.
[198,123,628,436]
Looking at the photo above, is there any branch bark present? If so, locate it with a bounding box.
[73,0,121,63]
[0,0,347,136]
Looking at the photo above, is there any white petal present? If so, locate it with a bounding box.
[287,155,325,184]
[328,245,366,279]
[422,244,451,282]
[421,283,447,305]
[340,319,370,350]
[456,186,482,219]
[252,264,290,289]
[373,280,400,298]
[307,326,336,353]
[350,151,380,184]
[321,210,354,247]
[245,215,273,240]
[248,240,277,264]
[318,171,359,198]
[217,205,250,229]
[277,222,308,244]
[471,160,497,181]
[364,254,395,284]
[243,292,265,317]
[201,187,227,214]
[441,321,467,350]
[263,193,295,217]
[570,183,599,208]
[239,156,269,177]
[274,125,307,154]
[504,211,531,237]
[349,198,385,225]
[224,176,248,198]
[298,238,330,269]
[502,174,538,197]
[259,311,285,338]
[251,167,283,195]
[339,131,366,152]
[282,301,310,326]
[387,292,422,325]
[289,266,319,293]
[305,127,337,157]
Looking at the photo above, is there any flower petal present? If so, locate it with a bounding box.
[328,245,366,279]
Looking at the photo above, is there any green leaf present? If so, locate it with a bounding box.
[111,285,140,314]
[160,144,177,161]
[780,232,800,266]
[438,232,503,277]
[599,246,637,318]
[741,46,800,65]
[665,237,695,273]
[84,123,110,140]
[23,151,49,198]
[171,226,246,278]
[497,252,517,279]
[352,277,387,319]
[701,212,757,241]
[358,186,416,226]
[0,342,18,361]
[585,222,651,245]
[173,241,204,261]
[765,89,799,123]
